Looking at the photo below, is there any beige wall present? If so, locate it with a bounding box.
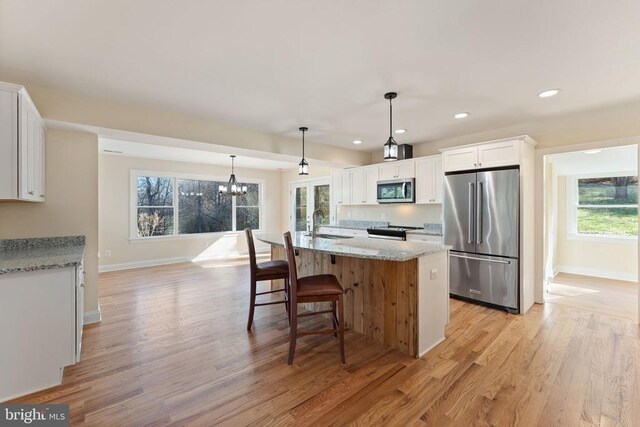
[99,154,282,269]
[553,175,637,281]
[0,129,99,312]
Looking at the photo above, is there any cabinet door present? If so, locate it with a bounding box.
[442,146,478,172]
[396,159,415,179]
[432,155,443,203]
[415,157,433,203]
[378,163,398,181]
[18,95,41,201]
[349,168,365,205]
[363,166,379,204]
[331,172,343,204]
[38,125,46,200]
[340,171,351,205]
[477,140,520,169]
[0,89,18,199]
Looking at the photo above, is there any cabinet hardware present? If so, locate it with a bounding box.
[28,191,34,195]
[40,194,45,198]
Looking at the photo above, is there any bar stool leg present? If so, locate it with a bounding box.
[247,278,256,331]
[288,302,298,365]
[338,294,346,364]
[332,301,338,337]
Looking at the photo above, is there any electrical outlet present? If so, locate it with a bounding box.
[430,268,438,280]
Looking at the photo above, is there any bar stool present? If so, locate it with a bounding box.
[283,231,345,365]
[245,229,290,330]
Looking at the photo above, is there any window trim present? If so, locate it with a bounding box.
[566,172,638,243]
[130,169,265,241]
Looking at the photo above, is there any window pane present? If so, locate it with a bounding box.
[294,187,307,232]
[577,207,638,236]
[313,184,330,226]
[178,179,232,233]
[578,176,638,205]
[237,206,260,230]
[138,176,173,206]
[236,183,260,206]
[137,207,174,237]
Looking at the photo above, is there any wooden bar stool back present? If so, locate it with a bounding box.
[245,228,290,330]
[283,231,345,365]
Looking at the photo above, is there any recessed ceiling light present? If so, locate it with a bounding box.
[538,89,561,98]
[395,129,406,134]
[454,112,470,119]
[583,149,602,154]
[353,140,363,144]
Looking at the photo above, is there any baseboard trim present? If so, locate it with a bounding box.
[84,306,102,325]
[98,250,269,273]
[555,265,637,282]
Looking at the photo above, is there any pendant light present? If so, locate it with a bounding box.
[219,155,247,196]
[298,126,309,175]
[383,92,399,161]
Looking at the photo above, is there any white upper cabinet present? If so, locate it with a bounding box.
[348,165,379,205]
[379,159,415,180]
[415,155,443,204]
[0,82,45,202]
[441,136,534,172]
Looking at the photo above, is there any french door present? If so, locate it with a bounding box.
[289,178,331,232]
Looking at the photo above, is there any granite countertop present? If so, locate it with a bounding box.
[256,232,449,262]
[406,224,443,237]
[321,221,443,237]
[0,236,86,275]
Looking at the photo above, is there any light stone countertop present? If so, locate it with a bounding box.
[0,236,85,275]
[256,232,449,262]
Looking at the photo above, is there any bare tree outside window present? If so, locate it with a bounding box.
[135,175,260,238]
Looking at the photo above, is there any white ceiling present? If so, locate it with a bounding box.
[3,1,640,152]
[548,145,638,176]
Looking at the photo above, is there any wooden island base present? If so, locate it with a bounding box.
[271,246,449,357]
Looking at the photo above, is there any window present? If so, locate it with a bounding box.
[569,174,638,238]
[136,176,174,237]
[133,172,262,239]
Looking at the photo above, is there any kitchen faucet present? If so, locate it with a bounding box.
[311,208,323,239]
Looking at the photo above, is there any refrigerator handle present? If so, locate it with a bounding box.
[468,182,475,244]
[476,181,483,244]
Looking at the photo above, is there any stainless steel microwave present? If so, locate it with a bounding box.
[376,178,415,204]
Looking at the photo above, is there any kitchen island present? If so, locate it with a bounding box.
[256,232,450,358]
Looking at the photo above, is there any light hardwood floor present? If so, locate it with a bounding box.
[10,260,640,426]
[547,273,638,322]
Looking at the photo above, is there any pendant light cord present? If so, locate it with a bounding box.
[389,97,393,138]
[302,129,305,158]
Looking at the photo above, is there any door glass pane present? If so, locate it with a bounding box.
[313,184,330,226]
[294,187,307,232]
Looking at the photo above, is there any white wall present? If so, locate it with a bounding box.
[337,204,442,227]
[99,154,282,271]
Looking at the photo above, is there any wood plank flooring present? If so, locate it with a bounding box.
[547,273,638,322]
[9,259,640,426]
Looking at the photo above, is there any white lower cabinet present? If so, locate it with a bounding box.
[0,263,84,401]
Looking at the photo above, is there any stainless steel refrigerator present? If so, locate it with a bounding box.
[443,168,520,313]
